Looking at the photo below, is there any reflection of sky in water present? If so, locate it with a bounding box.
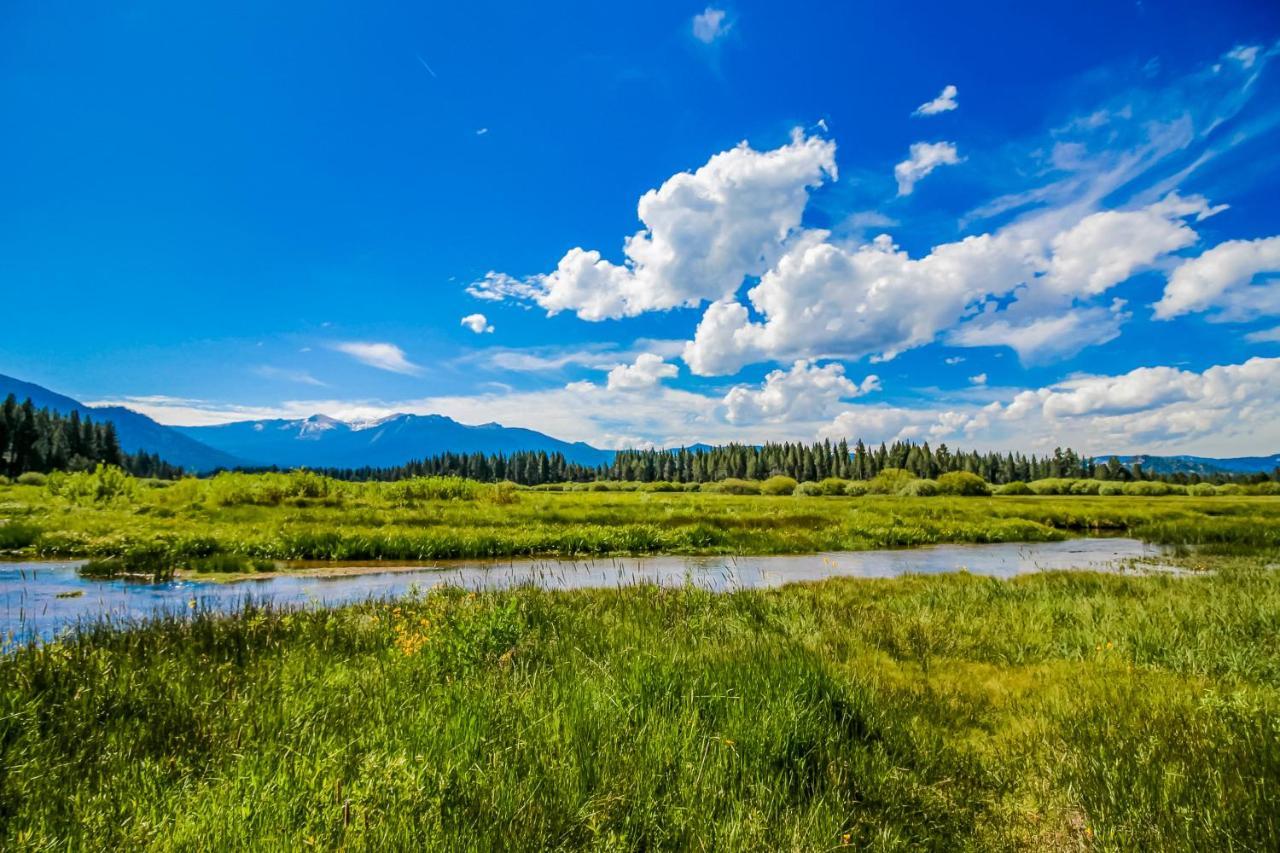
[1,539,1170,644]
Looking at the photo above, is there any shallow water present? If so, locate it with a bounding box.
[1,538,1171,644]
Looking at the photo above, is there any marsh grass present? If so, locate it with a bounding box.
[1,563,1277,849]
[1,478,1277,567]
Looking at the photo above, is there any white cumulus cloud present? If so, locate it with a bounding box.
[1154,235,1280,321]
[470,130,837,321]
[724,360,879,424]
[605,353,679,391]
[914,84,958,116]
[894,141,961,195]
[460,313,494,334]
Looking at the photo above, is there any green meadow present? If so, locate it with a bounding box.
[1,470,1279,849]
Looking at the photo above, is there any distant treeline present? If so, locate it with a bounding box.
[0,395,181,480]
[303,441,1279,487]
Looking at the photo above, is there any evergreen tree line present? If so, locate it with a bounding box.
[0,395,182,479]
[309,440,1279,487]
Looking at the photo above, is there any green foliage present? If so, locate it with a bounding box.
[2,565,1279,848]
[865,467,917,495]
[844,480,870,496]
[46,464,138,504]
[1123,481,1174,497]
[760,475,799,496]
[15,472,46,486]
[705,478,761,495]
[1099,482,1124,496]
[0,521,41,550]
[794,480,824,496]
[995,480,1032,495]
[936,471,991,496]
[815,477,849,495]
[900,478,939,497]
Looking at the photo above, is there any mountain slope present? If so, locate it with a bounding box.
[179,413,614,469]
[1111,453,1280,476]
[0,374,244,472]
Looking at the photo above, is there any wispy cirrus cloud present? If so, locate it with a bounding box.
[252,365,327,387]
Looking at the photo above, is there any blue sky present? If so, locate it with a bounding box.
[4,1,1280,454]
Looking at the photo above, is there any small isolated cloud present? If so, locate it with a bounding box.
[692,7,729,43]
[461,313,494,334]
[333,341,424,376]
[894,141,961,195]
[914,84,958,116]
[969,373,988,386]
[945,356,966,365]
[606,353,678,391]
[475,128,488,136]
[1226,45,1260,70]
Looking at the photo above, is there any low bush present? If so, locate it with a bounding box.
[1099,482,1124,496]
[815,477,849,496]
[865,468,916,495]
[760,476,799,496]
[901,479,940,497]
[15,472,47,487]
[1123,481,1173,497]
[936,471,990,496]
[995,481,1032,496]
[1187,483,1217,497]
[715,478,762,495]
[794,481,824,497]
[46,465,138,504]
[845,481,870,496]
[0,521,41,550]
[1069,479,1101,495]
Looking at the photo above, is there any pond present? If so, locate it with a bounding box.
[2,538,1173,644]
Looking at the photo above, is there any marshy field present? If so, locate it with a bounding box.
[1,470,1278,849]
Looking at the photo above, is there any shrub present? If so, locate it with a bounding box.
[794,481,824,497]
[936,471,990,496]
[1122,481,1172,496]
[641,481,680,493]
[1028,478,1074,495]
[486,481,520,505]
[15,472,47,487]
[0,521,41,550]
[383,476,484,506]
[1215,484,1245,496]
[1069,479,1101,495]
[760,476,799,496]
[865,468,917,495]
[711,478,761,495]
[682,482,701,492]
[1252,482,1280,496]
[816,477,849,496]
[995,481,1032,496]
[901,479,939,497]
[46,465,138,504]
[1187,483,1217,497]
[844,481,870,496]
[0,475,11,486]
[1098,482,1124,496]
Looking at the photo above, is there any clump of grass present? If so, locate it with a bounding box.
[0,520,41,550]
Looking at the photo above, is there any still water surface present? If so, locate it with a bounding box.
[1,538,1170,644]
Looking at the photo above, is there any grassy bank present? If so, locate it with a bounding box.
[2,561,1277,849]
[1,474,1278,568]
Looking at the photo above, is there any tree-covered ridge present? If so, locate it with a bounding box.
[0,395,179,479]
[308,440,1279,487]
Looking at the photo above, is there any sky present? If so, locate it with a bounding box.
[4,1,1280,456]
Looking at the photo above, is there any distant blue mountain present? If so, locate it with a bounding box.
[1110,453,1280,476]
[178,413,614,469]
[0,373,245,472]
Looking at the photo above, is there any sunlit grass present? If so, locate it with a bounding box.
[2,478,1278,566]
[1,561,1277,848]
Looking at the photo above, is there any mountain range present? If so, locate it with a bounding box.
[2,373,1278,476]
[0,374,611,471]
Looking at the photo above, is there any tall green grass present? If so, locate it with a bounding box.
[1,563,1277,848]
